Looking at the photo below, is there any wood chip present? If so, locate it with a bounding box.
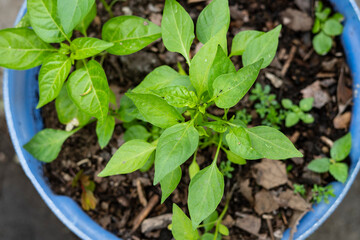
[131,194,159,233]
[275,189,312,211]
[252,159,288,189]
[280,8,313,32]
[320,136,334,147]
[254,189,280,215]
[265,72,283,88]
[289,131,300,144]
[333,111,351,129]
[239,179,254,204]
[235,213,261,236]
[301,80,331,109]
[337,64,352,106]
[136,178,148,207]
[222,215,235,228]
[281,45,297,77]
[141,213,172,233]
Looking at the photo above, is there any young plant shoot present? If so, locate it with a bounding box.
[282,98,315,127]
[98,0,302,238]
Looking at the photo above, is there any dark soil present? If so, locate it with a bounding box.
[42,0,353,239]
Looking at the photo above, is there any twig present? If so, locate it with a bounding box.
[281,45,297,77]
[136,178,148,207]
[131,194,159,233]
[263,215,274,240]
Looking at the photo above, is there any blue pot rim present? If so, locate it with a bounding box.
[3,1,360,240]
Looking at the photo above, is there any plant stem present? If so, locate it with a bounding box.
[100,0,114,17]
[212,134,223,165]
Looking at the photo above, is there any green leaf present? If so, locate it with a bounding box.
[308,158,330,173]
[225,149,246,165]
[189,159,200,179]
[203,211,218,232]
[154,122,199,184]
[126,92,184,129]
[55,83,91,125]
[71,37,114,60]
[230,30,264,56]
[316,7,331,21]
[282,99,293,109]
[0,28,55,70]
[140,152,155,172]
[242,25,281,69]
[123,125,151,142]
[219,224,229,236]
[117,95,138,123]
[312,18,321,34]
[162,0,194,63]
[37,54,72,108]
[299,98,314,112]
[196,0,230,44]
[160,167,182,203]
[133,66,191,94]
[330,13,344,22]
[15,12,31,28]
[102,16,161,55]
[245,126,303,159]
[212,60,263,108]
[203,121,228,133]
[28,0,70,43]
[75,2,97,36]
[313,31,332,55]
[189,26,227,97]
[98,140,156,176]
[24,128,76,163]
[226,127,262,159]
[285,112,300,127]
[96,115,115,149]
[300,113,314,124]
[155,86,198,108]
[172,204,200,240]
[57,0,95,34]
[67,60,110,123]
[329,162,348,183]
[208,46,236,96]
[323,19,343,36]
[201,233,221,240]
[331,133,351,161]
[188,163,224,228]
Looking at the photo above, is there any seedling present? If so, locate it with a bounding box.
[98,0,302,239]
[293,183,306,198]
[235,109,252,125]
[308,133,351,183]
[311,184,335,204]
[282,98,315,127]
[72,170,97,211]
[220,161,234,178]
[250,83,285,129]
[0,0,162,161]
[312,1,344,55]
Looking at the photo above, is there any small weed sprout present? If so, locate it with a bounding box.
[312,184,336,204]
[282,98,315,127]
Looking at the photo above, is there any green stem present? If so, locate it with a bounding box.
[212,134,223,165]
[100,0,114,17]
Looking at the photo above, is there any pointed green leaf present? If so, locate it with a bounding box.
[230,30,264,56]
[245,126,303,159]
[162,0,194,63]
[57,0,95,34]
[224,149,246,165]
[203,211,218,232]
[15,12,31,28]
[71,37,114,60]
[160,167,182,203]
[98,140,156,176]
[196,0,230,44]
[155,86,198,108]
[24,128,77,163]
[219,224,229,236]
[96,115,115,149]
[102,16,161,55]
[37,54,72,108]
[203,121,228,133]
[329,162,348,183]
[28,0,70,43]
[154,122,199,184]
[331,133,351,161]
[67,60,110,123]
[212,60,263,108]
[123,125,151,142]
[189,159,200,179]
[226,127,262,159]
[126,93,184,129]
[308,158,330,173]
[0,28,55,70]
[243,25,281,69]
[75,2,97,36]
[188,163,224,228]
[172,204,200,240]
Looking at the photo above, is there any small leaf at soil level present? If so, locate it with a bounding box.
[308,158,330,173]
[196,0,230,44]
[37,54,72,108]
[225,149,246,165]
[245,126,303,159]
[329,162,348,183]
[219,224,229,236]
[70,37,114,60]
[155,86,198,108]
[242,25,282,69]
[313,31,332,55]
[126,92,184,129]
[189,159,200,179]
[162,0,194,63]
[330,133,351,161]
[75,2,96,36]
[226,127,262,160]
[230,30,264,56]
[189,26,227,97]
[28,0,71,43]
[67,60,110,123]
[188,163,224,228]
[57,0,95,34]
[212,59,263,108]
[201,233,221,240]
[160,167,182,203]
[299,98,314,112]
[154,122,199,184]
[96,115,115,149]
[98,140,156,176]
[123,125,151,142]
[0,28,55,70]
[102,16,161,55]
[285,112,300,127]
[24,129,77,163]
[172,204,199,240]
[323,19,343,36]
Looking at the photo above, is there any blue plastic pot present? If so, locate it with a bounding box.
[3,1,360,239]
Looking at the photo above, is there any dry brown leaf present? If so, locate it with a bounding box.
[280,8,313,31]
[252,159,288,189]
[141,214,172,233]
[289,210,309,240]
[333,111,351,129]
[254,189,280,215]
[235,213,261,236]
[239,178,254,204]
[337,65,352,106]
[301,80,331,108]
[276,189,312,212]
